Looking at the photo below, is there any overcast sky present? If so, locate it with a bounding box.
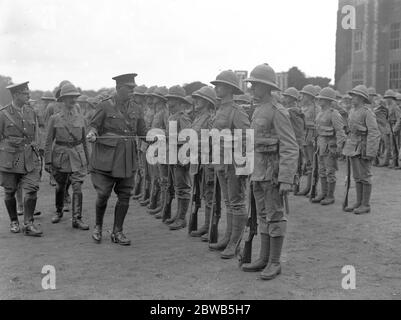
[0,0,338,90]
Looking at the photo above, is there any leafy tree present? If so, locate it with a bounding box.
[306,76,331,88]
[287,67,307,90]
[0,75,13,107]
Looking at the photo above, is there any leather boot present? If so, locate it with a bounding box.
[169,198,190,230]
[221,215,248,259]
[190,205,211,237]
[344,182,363,212]
[242,233,270,272]
[5,198,20,233]
[139,181,150,206]
[209,212,233,251]
[311,177,327,203]
[92,201,107,243]
[201,233,209,242]
[295,173,311,196]
[353,184,372,214]
[148,181,161,214]
[22,198,42,237]
[64,190,71,212]
[72,193,89,230]
[260,236,284,280]
[133,176,145,200]
[16,187,24,216]
[161,193,175,223]
[111,202,131,245]
[321,181,336,205]
[51,187,64,224]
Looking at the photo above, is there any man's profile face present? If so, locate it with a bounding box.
[117,84,134,101]
[15,89,30,105]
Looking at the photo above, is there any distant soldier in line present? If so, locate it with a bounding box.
[209,70,250,259]
[374,95,391,167]
[163,86,193,230]
[295,84,320,196]
[282,87,305,149]
[184,95,195,121]
[242,64,298,280]
[87,73,147,245]
[135,86,157,205]
[385,90,401,169]
[343,85,380,214]
[131,85,148,201]
[44,83,89,230]
[189,86,217,238]
[0,82,42,236]
[147,86,170,219]
[311,87,346,205]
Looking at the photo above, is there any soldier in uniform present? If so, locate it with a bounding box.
[86,73,146,245]
[147,87,170,219]
[131,85,148,200]
[134,86,157,205]
[0,82,43,236]
[295,84,320,196]
[189,86,217,238]
[208,70,250,259]
[311,87,346,205]
[241,64,298,280]
[234,94,253,119]
[44,83,89,230]
[385,90,401,168]
[374,96,391,167]
[162,85,193,230]
[343,85,380,214]
[282,87,305,149]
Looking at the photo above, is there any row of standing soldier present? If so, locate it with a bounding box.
[1,64,385,281]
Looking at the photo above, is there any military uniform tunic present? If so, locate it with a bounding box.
[302,102,321,174]
[251,101,298,236]
[44,107,88,192]
[315,107,346,183]
[0,103,41,196]
[212,99,250,217]
[343,105,380,184]
[89,94,146,203]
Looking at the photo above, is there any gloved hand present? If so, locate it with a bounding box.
[86,131,97,143]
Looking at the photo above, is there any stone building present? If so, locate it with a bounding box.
[335,0,401,94]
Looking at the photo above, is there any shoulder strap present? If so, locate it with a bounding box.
[63,124,80,143]
[1,107,29,138]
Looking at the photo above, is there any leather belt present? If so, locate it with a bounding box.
[55,140,83,147]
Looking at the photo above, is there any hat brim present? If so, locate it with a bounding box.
[282,93,299,100]
[210,80,244,95]
[299,90,316,98]
[192,92,216,106]
[348,91,370,104]
[316,95,337,102]
[165,94,188,103]
[243,78,280,92]
[150,93,168,101]
[57,93,81,102]
[41,97,56,101]
[383,95,396,99]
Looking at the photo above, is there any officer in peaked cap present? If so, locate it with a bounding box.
[87,73,147,246]
[0,82,43,236]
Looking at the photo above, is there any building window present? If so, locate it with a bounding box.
[389,62,401,90]
[390,22,401,50]
[352,70,364,87]
[354,31,363,52]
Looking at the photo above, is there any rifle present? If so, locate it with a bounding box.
[293,150,303,194]
[283,190,290,216]
[342,156,351,211]
[188,167,202,234]
[309,138,319,202]
[237,181,257,266]
[208,171,221,244]
[389,123,399,167]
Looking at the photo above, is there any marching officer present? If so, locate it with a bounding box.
[242,64,298,280]
[296,84,320,196]
[343,85,380,214]
[87,73,147,245]
[209,70,250,259]
[189,86,217,238]
[44,83,89,230]
[0,82,42,236]
[311,87,346,205]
